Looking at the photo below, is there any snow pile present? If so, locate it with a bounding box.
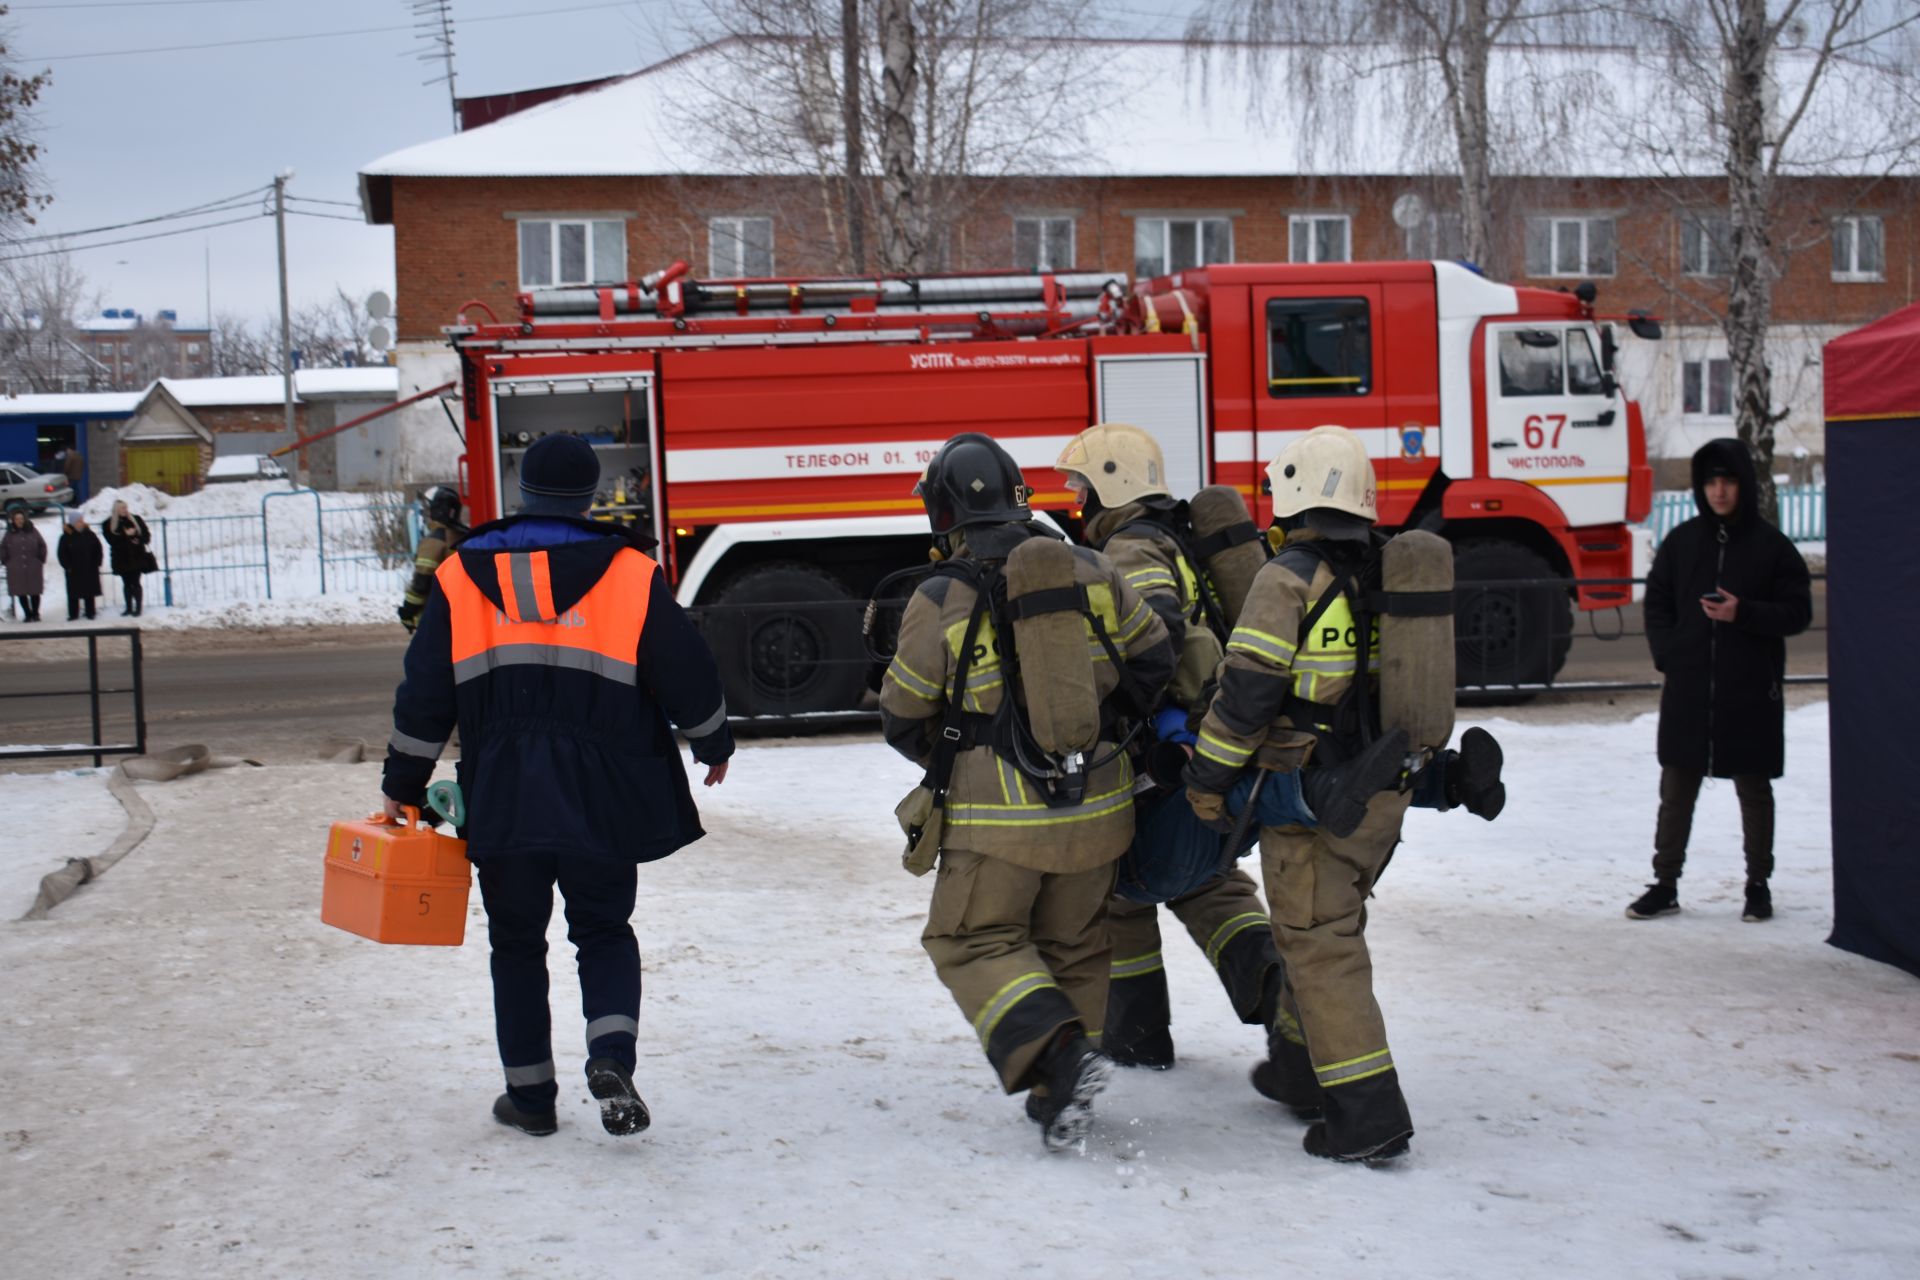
[1,705,1915,1276]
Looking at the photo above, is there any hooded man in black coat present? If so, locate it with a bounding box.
[1628,438,1811,924]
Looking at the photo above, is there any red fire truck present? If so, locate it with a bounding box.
[446,259,1657,715]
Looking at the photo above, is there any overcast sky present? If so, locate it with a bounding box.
[8,0,1191,330]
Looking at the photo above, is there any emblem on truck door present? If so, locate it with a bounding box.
[1399,424,1427,459]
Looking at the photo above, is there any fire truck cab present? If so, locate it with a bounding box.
[448,259,1654,717]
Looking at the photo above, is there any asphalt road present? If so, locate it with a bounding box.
[1,583,1829,768]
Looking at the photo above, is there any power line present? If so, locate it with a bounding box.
[5,185,270,246]
[13,1,272,8]
[287,210,368,224]
[34,2,648,63]
[286,195,362,209]
[0,213,268,263]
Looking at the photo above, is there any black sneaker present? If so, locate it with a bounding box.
[1742,881,1772,923]
[1303,1121,1411,1165]
[1301,729,1411,840]
[491,1092,557,1137]
[1625,881,1679,920]
[1104,1025,1175,1071]
[585,1057,651,1136]
[1445,728,1507,821]
[1031,1031,1114,1153]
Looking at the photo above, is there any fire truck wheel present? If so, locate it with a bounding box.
[707,562,869,718]
[1450,538,1573,696]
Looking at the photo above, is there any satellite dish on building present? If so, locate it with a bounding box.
[368,323,393,352]
[366,291,393,320]
[1391,193,1429,231]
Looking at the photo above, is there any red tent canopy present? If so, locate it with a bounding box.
[1826,303,1920,422]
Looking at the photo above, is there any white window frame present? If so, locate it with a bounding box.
[1288,214,1352,264]
[1831,214,1885,282]
[516,217,628,290]
[1526,215,1617,278]
[1012,216,1076,272]
[1133,216,1234,279]
[708,216,775,277]
[1681,213,1732,278]
[1680,355,1734,419]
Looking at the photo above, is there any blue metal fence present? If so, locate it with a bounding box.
[133,497,417,609]
[1640,483,1825,549]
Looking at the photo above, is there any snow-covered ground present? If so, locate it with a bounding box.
[3,482,405,630]
[1,705,1914,1278]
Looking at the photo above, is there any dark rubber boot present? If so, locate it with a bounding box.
[491,1092,558,1137]
[1031,1030,1114,1153]
[1626,880,1680,920]
[1443,727,1507,820]
[586,1057,651,1136]
[1104,970,1175,1070]
[1301,729,1410,839]
[1304,1070,1412,1163]
[1742,881,1772,922]
[1251,1023,1324,1122]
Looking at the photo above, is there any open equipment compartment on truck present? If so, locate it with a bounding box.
[444,259,1657,718]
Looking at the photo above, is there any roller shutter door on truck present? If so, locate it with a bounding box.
[1094,354,1209,496]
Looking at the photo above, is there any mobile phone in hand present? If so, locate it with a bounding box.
[1701,591,1726,604]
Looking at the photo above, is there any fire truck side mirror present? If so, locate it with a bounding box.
[1627,312,1663,341]
[1599,324,1617,372]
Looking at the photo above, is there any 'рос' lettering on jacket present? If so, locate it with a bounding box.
[383,513,734,864]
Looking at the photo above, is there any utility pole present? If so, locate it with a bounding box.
[274,169,298,485]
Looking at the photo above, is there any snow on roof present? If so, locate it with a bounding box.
[360,38,1913,185]
[0,391,145,418]
[158,368,398,407]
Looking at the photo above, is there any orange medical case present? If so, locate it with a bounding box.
[321,806,471,945]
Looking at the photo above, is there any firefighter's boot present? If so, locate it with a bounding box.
[1104,967,1175,1070]
[1442,726,1506,820]
[1301,1070,1413,1164]
[1300,729,1410,839]
[1252,1023,1324,1122]
[1029,1028,1114,1153]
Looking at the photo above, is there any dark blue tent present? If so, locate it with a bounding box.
[1823,305,1920,979]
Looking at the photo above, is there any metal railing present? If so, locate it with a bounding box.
[1641,484,1826,548]
[125,497,418,609]
[0,627,147,766]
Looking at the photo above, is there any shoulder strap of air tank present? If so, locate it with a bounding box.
[922,568,996,811]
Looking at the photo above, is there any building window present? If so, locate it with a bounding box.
[1524,215,1616,277]
[1682,213,1733,277]
[709,216,774,277]
[1405,210,1466,259]
[1013,217,1075,272]
[1267,297,1371,398]
[1134,217,1233,279]
[1681,357,1733,417]
[1288,214,1351,264]
[187,342,202,355]
[1831,215,1884,282]
[518,218,626,289]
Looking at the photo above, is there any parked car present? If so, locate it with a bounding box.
[205,453,290,484]
[0,462,74,513]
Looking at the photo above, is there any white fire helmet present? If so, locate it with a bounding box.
[1266,425,1377,522]
[1055,423,1169,508]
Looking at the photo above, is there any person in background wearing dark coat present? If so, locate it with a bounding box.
[1629,438,1812,924]
[58,512,104,620]
[61,447,86,502]
[382,434,735,1140]
[103,500,151,617]
[3,508,47,621]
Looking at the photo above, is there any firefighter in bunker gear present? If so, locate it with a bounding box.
[383,435,733,1138]
[398,485,468,633]
[1056,422,1288,1072]
[880,432,1175,1151]
[1183,425,1420,1163]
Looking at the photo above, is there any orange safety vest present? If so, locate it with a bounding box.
[436,546,655,686]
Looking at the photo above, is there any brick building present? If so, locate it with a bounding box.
[74,310,215,390]
[360,38,1917,485]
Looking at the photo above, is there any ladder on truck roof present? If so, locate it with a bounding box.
[447,260,1133,353]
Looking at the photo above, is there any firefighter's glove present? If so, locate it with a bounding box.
[397,602,421,633]
[1186,786,1234,834]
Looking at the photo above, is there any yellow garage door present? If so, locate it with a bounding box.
[125,444,202,495]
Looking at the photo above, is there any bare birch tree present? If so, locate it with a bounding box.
[669,1,1095,275]
[0,249,100,391]
[1624,0,1920,517]
[1185,1,1614,275]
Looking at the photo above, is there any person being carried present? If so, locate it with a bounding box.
[381,434,734,1140]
